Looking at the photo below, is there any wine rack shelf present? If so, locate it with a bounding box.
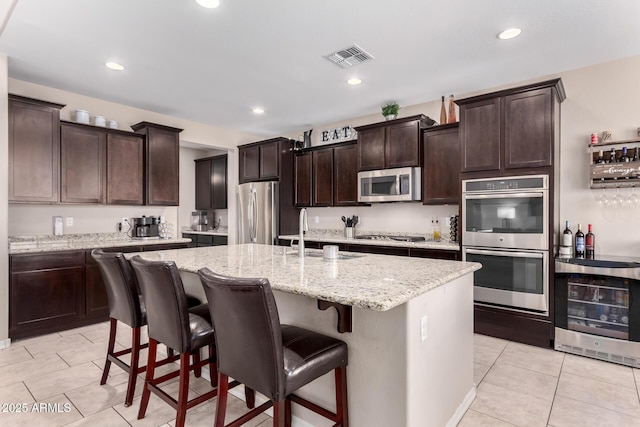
[588,139,640,189]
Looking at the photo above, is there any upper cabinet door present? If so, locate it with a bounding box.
[333,144,360,206]
[503,88,553,169]
[211,155,228,209]
[294,151,312,207]
[459,98,501,172]
[132,122,182,206]
[423,125,460,205]
[259,141,279,179]
[107,133,144,205]
[384,119,421,169]
[9,95,64,203]
[239,145,260,182]
[358,127,386,171]
[195,159,213,210]
[60,124,106,204]
[312,149,334,207]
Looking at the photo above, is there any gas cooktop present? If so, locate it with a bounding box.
[354,235,426,242]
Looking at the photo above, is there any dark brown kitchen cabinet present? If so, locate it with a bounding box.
[10,251,85,339]
[239,138,284,183]
[294,141,361,207]
[61,123,106,203]
[195,154,228,210]
[8,94,65,203]
[333,143,360,206]
[107,133,144,205]
[182,233,228,247]
[313,149,334,206]
[238,137,298,235]
[423,124,460,205]
[131,122,182,206]
[60,122,144,205]
[457,79,565,174]
[294,151,312,207]
[355,115,427,171]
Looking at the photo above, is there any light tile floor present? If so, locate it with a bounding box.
[2,322,640,426]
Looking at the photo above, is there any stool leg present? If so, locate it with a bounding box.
[100,318,117,385]
[273,399,286,427]
[193,350,201,378]
[214,373,229,427]
[285,398,292,427]
[208,345,217,387]
[335,366,349,427]
[175,352,191,427]
[137,338,157,420]
[124,326,141,407]
[245,386,255,409]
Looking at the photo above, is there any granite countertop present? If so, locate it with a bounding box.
[128,243,480,311]
[278,229,460,251]
[181,226,228,236]
[9,232,192,254]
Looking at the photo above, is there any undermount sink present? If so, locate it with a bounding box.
[285,251,363,260]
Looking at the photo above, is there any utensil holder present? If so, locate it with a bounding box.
[344,227,353,239]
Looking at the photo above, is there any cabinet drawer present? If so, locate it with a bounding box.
[197,235,214,246]
[11,251,85,272]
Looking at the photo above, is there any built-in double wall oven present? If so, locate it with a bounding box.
[462,175,550,314]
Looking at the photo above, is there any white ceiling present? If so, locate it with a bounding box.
[1,0,640,137]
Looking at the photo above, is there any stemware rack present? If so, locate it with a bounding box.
[589,138,640,189]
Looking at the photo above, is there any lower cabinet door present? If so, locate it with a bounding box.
[85,263,110,319]
[10,267,84,339]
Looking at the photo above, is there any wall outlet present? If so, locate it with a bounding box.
[421,316,428,341]
[66,217,74,227]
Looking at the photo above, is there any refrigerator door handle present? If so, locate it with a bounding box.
[250,190,258,242]
[248,190,255,242]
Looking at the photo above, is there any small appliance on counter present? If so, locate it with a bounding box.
[191,211,209,231]
[132,216,160,239]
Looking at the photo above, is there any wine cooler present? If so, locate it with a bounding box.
[555,257,640,367]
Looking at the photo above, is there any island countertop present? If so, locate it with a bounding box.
[128,243,481,311]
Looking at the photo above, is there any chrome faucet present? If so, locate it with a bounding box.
[298,208,308,257]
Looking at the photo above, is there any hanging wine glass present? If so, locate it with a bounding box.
[629,184,639,210]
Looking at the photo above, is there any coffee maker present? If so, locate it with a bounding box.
[132,216,160,238]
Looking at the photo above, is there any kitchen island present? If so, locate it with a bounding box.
[131,244,481,427]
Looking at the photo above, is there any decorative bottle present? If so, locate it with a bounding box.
[440,96,447,125]
[559,220,573,258]
[447,94,456,123]
[575,224,585,258]
[585,224,595,259]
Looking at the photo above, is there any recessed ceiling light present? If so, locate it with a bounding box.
[105,62,125,71]
[347,78,362,85]
[498,27,522,40]
[196,0,220,8]
[252,107,264,114]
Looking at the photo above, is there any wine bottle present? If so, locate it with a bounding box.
[440,96,447,125]
[447,94,456,123]
[621,146,630,162]
[559,220,573,258]
[575,224,585,258]
[633,147,639,162]
[595,150,605,164]
[585,224,595,259]
[609,147,618,163]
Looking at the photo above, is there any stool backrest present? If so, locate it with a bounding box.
[198,268,284,401]
[130,255,191,353]
[91,249,143,327]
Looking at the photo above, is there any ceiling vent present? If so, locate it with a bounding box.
[325,44,374,68]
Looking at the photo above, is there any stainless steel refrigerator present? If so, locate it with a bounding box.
[237,181,278,244]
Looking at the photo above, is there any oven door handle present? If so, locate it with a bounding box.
[465,248,544,259]
[464,192,544,200]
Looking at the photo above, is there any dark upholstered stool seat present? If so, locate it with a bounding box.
[281,325,348,395]
[198,268,349,427]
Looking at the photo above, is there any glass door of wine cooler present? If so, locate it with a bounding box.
[566,275,629,340]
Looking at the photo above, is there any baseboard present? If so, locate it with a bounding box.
[446,386,476,427]
[0,338,11,350]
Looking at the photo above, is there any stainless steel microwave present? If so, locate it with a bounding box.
[357,167,421,203]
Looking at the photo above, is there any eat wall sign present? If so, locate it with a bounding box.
[321,125,357,143]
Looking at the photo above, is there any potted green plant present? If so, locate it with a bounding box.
[381,102,400,120]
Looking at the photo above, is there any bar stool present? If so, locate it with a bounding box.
[130,256,253,427]
[198,268,349,427]
[91,249,210,407]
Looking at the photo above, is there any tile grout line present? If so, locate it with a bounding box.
[545,351,566,427]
